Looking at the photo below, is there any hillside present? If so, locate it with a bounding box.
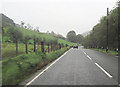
[1,14,75,85]
[2,14,75,46]
[1,14,15,26]
[2,14,75,59]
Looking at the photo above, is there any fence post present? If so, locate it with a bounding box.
[61,44,64,48]
[55,44,57,50]
[59,43,61,49]
[34,38,36,52]
[51,43,52,52]
[66,44,68,47]
[41,41,44,53]
[25,41,28,54]
[57,44,59,50]
[48,43,49,53]
[53,44,55,51]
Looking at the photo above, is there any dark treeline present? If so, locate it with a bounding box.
[66,30,84,44]
[83,6,119,51]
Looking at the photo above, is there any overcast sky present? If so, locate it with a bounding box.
[0,0,118,37]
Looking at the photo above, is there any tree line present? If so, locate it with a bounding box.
[66,30,83,44]
[82,6,119,51]
[5,25,67,56]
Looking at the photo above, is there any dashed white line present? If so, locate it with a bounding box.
[83,52,87,55]
[24,48,72,87]
[86,55,92,60]
[82,50,92,60]
[82,49,113,78]
[95,63,113,78]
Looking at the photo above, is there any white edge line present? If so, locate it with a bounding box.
[95,63,112,78]
[24,48,72,87]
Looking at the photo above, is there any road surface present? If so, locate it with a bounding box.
[21,46,118,86]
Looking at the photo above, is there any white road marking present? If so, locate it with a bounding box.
[95,63,113,78]
[82,50,92,60]
[24,48,72,87]
[86,55,92,60]
[82,49,113,78]
[83,51,87,55]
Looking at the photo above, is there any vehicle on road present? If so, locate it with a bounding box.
[73,45,78,49]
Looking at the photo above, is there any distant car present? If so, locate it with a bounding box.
[73,45,78,49]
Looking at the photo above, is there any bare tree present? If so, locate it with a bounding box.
[21,21,24,28]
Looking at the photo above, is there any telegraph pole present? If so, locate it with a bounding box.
[106,8,109,53]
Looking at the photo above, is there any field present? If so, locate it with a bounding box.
[2,43,50,59]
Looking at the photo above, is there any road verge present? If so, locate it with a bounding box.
[2,47,70,86]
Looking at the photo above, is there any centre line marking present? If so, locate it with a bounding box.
[82,51,92,60]
[83,52,87,55]
[95,63,112,78]
[24,48,72,87]
[86,55,92,60]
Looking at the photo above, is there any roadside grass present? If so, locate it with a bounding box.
[2,43,48,59]
[118,52,120,57]
[2,47,69,85]
[91,48,118,56]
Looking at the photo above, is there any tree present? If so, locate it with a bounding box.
[24,36,31,54]
[33,35,37,52]
[21,21,24,28]
[36,27,40,32]
[51,31,55,36]
[76,34,84,44]
[82,7,119,50]
[67,30,76,43]
[27,24,31,30]
[117,1,120,7]
[8,26,23,55]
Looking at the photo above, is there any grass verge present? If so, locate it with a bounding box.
[2,47,70,86]
[91,48,118,57]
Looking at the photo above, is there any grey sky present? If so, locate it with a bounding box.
[1,0,118,37]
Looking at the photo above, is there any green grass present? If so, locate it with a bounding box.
[3,26,75,46]
[92,48,118,56]
[2,43,49,59]
[2,43,33,59]
[19,27,55,43]
[2,39,74,59]
[2,47,69,85]
[58,39,76,46]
